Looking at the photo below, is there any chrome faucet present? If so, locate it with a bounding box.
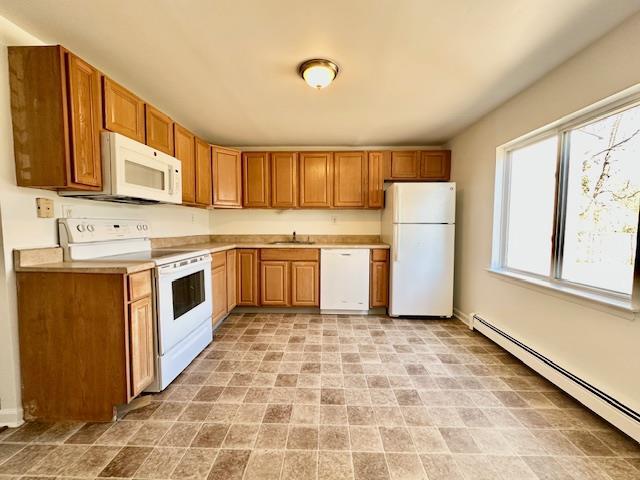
[292,231,297,243]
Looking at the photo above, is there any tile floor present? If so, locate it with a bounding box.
[0,313,639,480]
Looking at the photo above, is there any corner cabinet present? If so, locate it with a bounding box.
[9,45,102,190]
[213,146,242,208]
[16,268,155,421]
[243,152,270,207]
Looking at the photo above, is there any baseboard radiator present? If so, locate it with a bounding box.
[471,313,640,442]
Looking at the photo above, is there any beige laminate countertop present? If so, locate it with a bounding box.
[14,243,389,274]
[165,242,390,254]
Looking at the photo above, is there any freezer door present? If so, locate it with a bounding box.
[393,182,456,224]
[389,223,454,317]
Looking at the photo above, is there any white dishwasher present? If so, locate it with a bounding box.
[320,249,370,313]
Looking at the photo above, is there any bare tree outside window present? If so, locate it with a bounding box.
[562,104,640,294]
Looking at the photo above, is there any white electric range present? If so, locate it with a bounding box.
[58,218,213,391]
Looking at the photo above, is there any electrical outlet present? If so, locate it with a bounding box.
[36,198,54,218]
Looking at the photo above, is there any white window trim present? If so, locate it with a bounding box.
[491,84,640,315]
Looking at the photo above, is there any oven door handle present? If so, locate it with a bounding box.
[158,258,211,276]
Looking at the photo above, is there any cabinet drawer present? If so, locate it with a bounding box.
[371,249,389,262]
[212,251,227,268]
[128,270,152,301]
[260,248,319,261]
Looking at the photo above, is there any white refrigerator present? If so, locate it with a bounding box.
[381,182,455,317]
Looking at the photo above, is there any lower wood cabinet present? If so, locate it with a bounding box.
[291,261,319,306]
[370,249,389,308]
[226,249,237,310]
[211,252,228,324]
[16,269,155,421]
[211,249,239,325]
[259,249,319,307]
[129,295,154,397]
[237,249,259,306]
[261,260,290,306]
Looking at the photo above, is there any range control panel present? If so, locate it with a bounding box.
[58,218,150,246]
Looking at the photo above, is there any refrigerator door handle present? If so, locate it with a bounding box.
[394,228,399,262]
[394,189,401,223]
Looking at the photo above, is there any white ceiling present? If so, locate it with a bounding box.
[1,0,639,146]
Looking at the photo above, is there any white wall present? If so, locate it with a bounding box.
[211,209,381,235]
[0,16,211,425]
[449,12,640,413]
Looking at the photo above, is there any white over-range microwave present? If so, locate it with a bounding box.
[60,131,182,204]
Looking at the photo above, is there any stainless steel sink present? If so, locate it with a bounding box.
[268,240,316,245]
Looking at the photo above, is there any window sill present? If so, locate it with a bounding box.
[486,267,638,319]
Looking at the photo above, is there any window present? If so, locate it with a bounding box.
[494,93,640,305]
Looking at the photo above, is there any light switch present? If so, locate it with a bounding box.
[36,197,54,218]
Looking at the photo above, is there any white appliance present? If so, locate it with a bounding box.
[320,249,370,313]
[58,218,212,391]
[60,131,182,204]
[381,182,455,317]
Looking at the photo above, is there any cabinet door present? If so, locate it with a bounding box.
[370,255,389,308]
[226,249,237,311]
[102,76,145,143]
[212,263,227,324]
[299,152,333,208]
[213,146,242,207]
[66,52,102,187]
[195,138,212,206]
[390,151,419,179]
[175,124,196,204]
[271,152,298,208]
[420,150,451,180]
[291,261,319,306]
[242,152,270,207]
[145,104,174,155]
[334,151,366,208]
[261,261,289,306]
[367,151,385,208]
[237,249,259,306]
[129,296,154,397]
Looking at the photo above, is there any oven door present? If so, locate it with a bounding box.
[156,255,212,355]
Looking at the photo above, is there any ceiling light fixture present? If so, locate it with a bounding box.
[298,59,339,89]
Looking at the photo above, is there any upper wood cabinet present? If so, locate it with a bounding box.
[102,76,145,143]
[367,151,386,208]
[271,152,298,208]
[334,151,366,208]
[420,150,451,180]
[389,151,419,179]
[145,104,174,155]
[195,138,213,206]
[299,152,333,208]
[174,124,196,204]
[9,46,103,190]
[237,249,259,306]
[213,146,242,208]
[242,152,270,208]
